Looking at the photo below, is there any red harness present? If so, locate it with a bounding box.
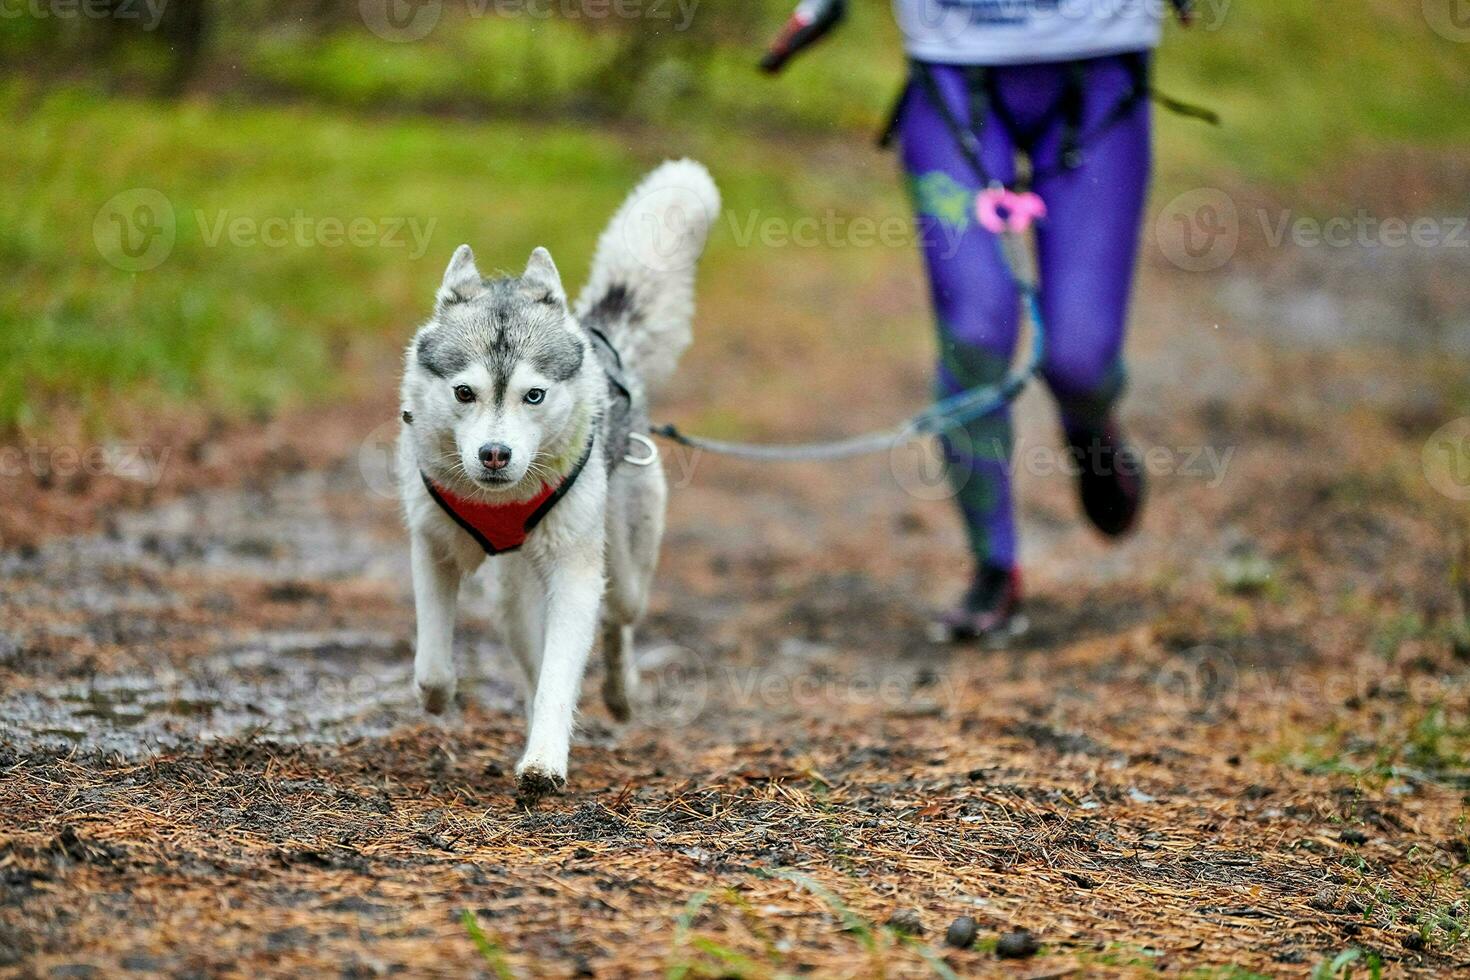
[422,436,594,555]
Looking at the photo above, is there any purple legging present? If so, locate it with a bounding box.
[900,53,1152,570]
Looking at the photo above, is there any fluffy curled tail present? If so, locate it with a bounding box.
[575,159,721,394]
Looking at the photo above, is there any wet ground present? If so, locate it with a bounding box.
[3,251,1469,976]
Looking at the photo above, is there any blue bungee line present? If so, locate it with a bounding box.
[650,229,1044,462]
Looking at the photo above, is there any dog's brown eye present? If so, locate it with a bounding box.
[524,388,546,405]
[453,385,475,403]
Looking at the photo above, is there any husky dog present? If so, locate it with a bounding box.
[396,160,720,798]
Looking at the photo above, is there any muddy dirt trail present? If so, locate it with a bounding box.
[2,261,1469,977]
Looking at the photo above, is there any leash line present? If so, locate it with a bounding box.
[651,63,1051,464]
[651,270,1044,463]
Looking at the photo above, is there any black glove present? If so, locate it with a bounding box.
[760,0,847,74]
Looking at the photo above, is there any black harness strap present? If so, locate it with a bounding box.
[912,60,993,186]
[522,432,597,535]
[963,64,992,156]
[886,53,1211,185]
[876,72,910,149]
[1032,52,1156,181]
[585,324,633,403]
[1058,61,1088,171]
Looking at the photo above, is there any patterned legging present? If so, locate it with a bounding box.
[900,53,1152,569]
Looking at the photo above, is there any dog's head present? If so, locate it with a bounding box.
[405,245,588,496]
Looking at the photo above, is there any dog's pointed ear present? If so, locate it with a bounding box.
[437,244,482,308]
[522,246,566,306]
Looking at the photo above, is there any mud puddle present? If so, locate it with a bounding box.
[0,464,532,757]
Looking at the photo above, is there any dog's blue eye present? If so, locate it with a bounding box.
[453,385,475,403]
[524,388,546,405]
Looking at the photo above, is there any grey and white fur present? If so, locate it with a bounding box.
[396,160,720,798]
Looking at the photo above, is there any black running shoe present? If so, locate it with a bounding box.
[930,564,1026,645]
[1067,420,1145,538]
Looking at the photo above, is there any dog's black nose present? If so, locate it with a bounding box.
[479,443,513,471]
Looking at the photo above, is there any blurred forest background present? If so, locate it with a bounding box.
[2,0,1467,433]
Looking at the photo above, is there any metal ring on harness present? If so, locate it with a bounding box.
[623,432,660,467]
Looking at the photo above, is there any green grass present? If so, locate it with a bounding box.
[1311,948,1383,980]
[461,908,515,979]
[1274,699,1470,790]
[0,81,836,432]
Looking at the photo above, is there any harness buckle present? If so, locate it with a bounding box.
[623,432,660,467]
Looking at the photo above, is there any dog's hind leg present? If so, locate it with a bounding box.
[599,466,667,720]
[600,621,637,723]
[411,532,461,715]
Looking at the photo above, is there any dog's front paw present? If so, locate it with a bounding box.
[416,677,456,715]
[514,760,566,804]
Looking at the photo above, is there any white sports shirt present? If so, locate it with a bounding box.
[892,0,1164,65]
